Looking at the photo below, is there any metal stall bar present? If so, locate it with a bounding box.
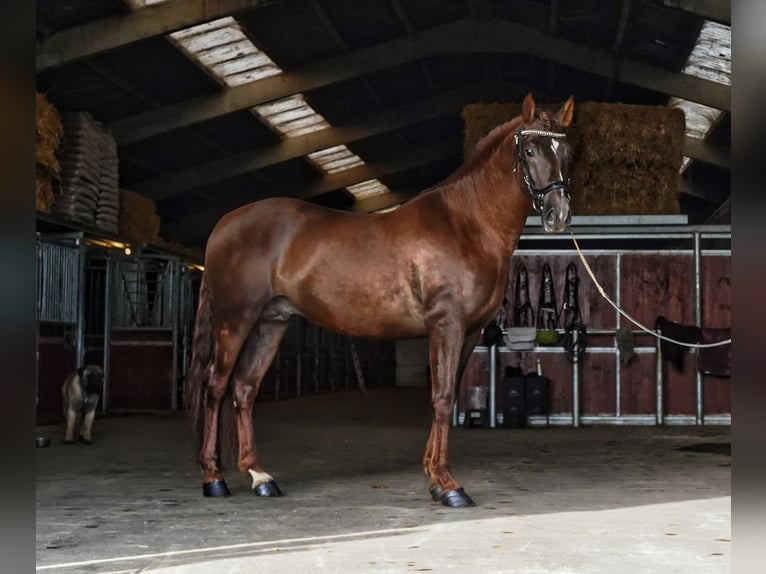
[694,232,703,425]
[656,328,663,425]
[170,259,179,411]
[571,328,580,428]
[102,255,112,413]
[488,342,497,428]
[615,252,621,417]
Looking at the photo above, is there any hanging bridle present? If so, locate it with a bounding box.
[513,128,571,214]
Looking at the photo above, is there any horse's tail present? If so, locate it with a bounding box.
[187,273,238,470]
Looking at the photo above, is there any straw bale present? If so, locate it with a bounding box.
[154,238,204,262]
[570,102,685,169]
[118,189,161,243]
[462,99,685,215]
[35,167,54,213]
[462,103,522,157]
[35,92,63,175]
[570,164,680,215]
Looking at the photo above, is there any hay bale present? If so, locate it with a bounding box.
[462,103,521,157]
[570,102,685,169]
[35,166,54,213]
[461,100,686,216]
[118,189,161,243]
[35,92,63,175]
[153,238,204,263]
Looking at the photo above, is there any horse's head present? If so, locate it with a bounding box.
[515,93,575,232]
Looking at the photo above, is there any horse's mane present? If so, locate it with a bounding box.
[411,117,521,196]
[412,107,562,197]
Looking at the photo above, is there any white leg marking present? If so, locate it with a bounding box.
[248,469,274,489]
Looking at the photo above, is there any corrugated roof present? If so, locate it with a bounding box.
[307,145,365,174]
[169,17,282,87]
[670,21,730,172]
[252,95,330,138]
[346,179,389,199]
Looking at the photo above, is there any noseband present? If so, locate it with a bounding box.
[513,128,571,214]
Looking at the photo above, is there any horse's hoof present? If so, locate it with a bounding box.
[63,439,75,445]
[253,480,282,497]
[439,487,476,507]
[80,438,93,445]
[429,485,443,501]
[202,479,231,497]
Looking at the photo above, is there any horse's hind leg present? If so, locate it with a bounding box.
[200,325,251,497]
[231,300,291,496]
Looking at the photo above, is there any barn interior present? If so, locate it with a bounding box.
[34,1,731,572]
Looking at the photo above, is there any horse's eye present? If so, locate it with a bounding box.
[525,148,534,157]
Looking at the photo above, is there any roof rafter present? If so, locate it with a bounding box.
[163,142,458,244]
[132,81,529,200]
[110,17,730,145]
[36,0,277,72]
[131,80,730,202]
[660,0,730,25]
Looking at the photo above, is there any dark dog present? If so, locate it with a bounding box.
[62,365,104,444]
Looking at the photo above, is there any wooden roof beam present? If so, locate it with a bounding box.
[163,142,458,244]
[36,0,276,72]
[132,81,529,200]
[660,0,730,25]
[110,18,730,145]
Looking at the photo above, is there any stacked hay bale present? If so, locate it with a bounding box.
[54,112,120,232]
[462,102,522,159]
[118,189,161,244]
[462,101,685,215]
[35,92,63,213]
[568,102,685,215]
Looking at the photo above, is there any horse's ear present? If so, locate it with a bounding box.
[521,92,535,125]
[555,95,575,128]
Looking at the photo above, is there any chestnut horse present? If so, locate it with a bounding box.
[189,93,575,507]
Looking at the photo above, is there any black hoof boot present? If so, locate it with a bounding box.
[429,485,443,501]
[202,479,231,497]
[439,487,475,507]
[254,480,282,497]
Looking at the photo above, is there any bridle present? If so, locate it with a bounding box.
[513,128,571,214]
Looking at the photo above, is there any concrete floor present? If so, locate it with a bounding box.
[36,387,730,573]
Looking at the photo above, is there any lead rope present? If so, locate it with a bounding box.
[569,229,732,349]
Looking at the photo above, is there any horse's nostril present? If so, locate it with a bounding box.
[545,210,557,227]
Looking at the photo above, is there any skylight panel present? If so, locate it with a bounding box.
[373,204,401,214]
[252,95,331,138]
[346,179,390,200]
[169,17,282,87]
[124,0,168,9]
[668,21,730,173]
[307,145,365,174]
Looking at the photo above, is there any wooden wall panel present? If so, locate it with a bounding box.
[620,352,656,415]
[506,254,617,329]
[619,253,695,327]
[108,343,173,410]
[36,330,78,424]
[579,352,617,415]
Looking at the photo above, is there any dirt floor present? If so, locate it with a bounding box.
[35,387,731,573]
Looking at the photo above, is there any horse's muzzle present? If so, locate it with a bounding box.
[542,188,571,233]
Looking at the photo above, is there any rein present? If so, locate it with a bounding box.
[568,229,732,349]
[513,128,570,213]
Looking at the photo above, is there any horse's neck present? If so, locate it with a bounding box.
[436,148,530,256]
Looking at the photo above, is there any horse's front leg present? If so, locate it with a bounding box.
[423,322,481,507]
[232,318,289,497]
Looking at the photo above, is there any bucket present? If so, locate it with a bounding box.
[466,386,488,410]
